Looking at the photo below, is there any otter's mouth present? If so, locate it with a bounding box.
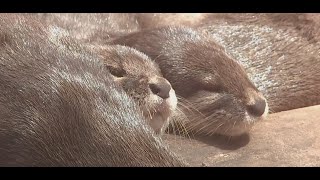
[171,96,269,137]
[181,108,269,137]
[143,100,176,135]
[142,89,178,135]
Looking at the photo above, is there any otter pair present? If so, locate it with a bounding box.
[35,13,269,137]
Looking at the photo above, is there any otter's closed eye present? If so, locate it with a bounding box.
[107,65,127,77]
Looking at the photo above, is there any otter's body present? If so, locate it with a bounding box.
[0,14,185,166]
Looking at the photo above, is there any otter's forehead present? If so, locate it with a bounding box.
[106,45,162,77]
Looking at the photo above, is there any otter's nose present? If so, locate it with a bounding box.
[149,80,171,99]
[246,99,267,117]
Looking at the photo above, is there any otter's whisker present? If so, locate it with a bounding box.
[177,101,203,117]
[177,96,204,116]
[209,122,225,136]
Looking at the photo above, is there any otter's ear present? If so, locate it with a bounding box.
[106,65,127,78]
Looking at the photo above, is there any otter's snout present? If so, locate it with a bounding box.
[149,78,172,99]
[246,98,267,117]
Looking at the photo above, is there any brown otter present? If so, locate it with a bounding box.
[30,13,178,135]
[192,13,320,113]
[0,14,185,166]
[110,27,269,136]
[87,44,177,134]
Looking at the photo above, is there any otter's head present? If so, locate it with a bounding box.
[89,44,177,135]
[111,27,269,136]
[161,30,269,136]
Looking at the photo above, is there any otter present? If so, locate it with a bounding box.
[191,13,320,113]
[0,14,185,166]
[110,27,269,136]
[29,13,178,135]
[87,44,177,135]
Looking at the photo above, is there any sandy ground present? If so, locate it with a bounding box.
[164,105,320,167]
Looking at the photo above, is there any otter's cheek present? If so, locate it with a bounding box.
[166,88,178,111]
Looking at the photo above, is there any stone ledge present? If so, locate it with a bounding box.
[164,105,320,166]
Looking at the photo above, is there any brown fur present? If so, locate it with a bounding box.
[31,13,178,134]
[31,13,141,43]
[0,14,185,166]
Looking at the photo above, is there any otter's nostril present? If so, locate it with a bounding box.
[246,99,266,117]
[149,84,161,94]
[149,82,171,99]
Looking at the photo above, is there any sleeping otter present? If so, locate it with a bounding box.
[0,14,185,166]
[195,13,320,113]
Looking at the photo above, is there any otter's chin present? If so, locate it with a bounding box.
[215,121,255,136]
[143,106,172,135]
[214,114,267,136]
[181,111,267,137]
[148,112,170,135]
[144,90,178,135]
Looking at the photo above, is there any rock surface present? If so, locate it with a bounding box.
[164,105,320,167]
